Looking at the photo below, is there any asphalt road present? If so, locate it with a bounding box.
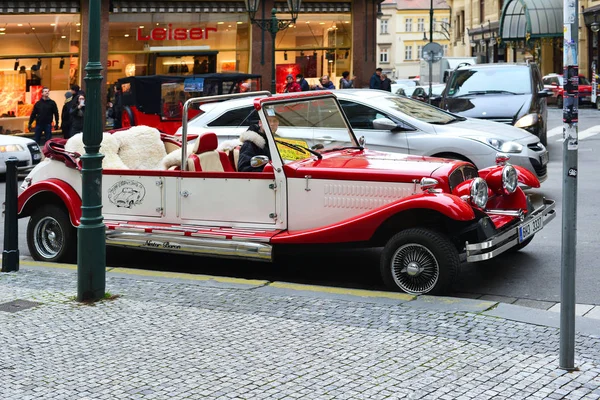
[3,107,600,304]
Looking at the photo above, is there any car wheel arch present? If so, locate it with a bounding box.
[19,182,82,227]
[431,152,474,165]
[369,208,469,249]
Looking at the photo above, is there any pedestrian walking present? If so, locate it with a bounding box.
[112,82,123,129]
[28,87,59,145]
[69,94,86,138]
[380,73,392,92]
[339,71,355,89]
[60,91,73,139]
[369,67,383,89]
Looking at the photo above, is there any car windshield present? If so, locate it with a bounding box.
[445,67,532,97]
[379,95,459,124]
[260,96,360,163]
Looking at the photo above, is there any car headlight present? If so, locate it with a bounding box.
[0,144,25,152]
[502,165,518,193]
[514,113,539,128]
[470,177,488,208]
[467,137,523,153]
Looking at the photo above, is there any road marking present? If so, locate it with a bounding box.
[547,126,563,138]
[555,126,600,141]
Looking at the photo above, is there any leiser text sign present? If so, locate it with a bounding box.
[137,25,218,41]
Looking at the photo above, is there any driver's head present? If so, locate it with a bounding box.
[259,116,279,133]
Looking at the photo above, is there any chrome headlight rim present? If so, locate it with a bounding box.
[502,165,518,194]
[469,177,489,209]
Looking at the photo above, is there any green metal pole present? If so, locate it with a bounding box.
[270,8,278,94]
[77,0,106,302]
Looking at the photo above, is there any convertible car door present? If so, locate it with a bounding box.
[339,100,410,153]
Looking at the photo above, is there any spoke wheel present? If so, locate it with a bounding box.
[27,204,76,263]
[380,228,458,295]
[391,244,439,294]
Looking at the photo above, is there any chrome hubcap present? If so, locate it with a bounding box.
[33,217,64,259]
[391,243,439,294]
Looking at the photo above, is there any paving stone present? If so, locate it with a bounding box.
[512,298,557,310]
[547,303,596,316]
[0,266,598,400]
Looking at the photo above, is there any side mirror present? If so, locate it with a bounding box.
[250,155,269,168]
[372,117,398,131]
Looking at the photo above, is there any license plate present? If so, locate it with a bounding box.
[518,215,543,243]
[33,153,41,160]
[583,96,591,102]
[539,151,549,166]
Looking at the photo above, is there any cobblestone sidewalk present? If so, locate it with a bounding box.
[0,265,599,400]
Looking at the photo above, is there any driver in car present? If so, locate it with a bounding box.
[237,115,279,172]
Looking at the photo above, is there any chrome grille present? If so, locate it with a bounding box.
[529,157,547,179]
[448,165,479,192]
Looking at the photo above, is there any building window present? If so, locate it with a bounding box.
[380,48,389,63]
[417,45,423,59]
[405,18,412,32]
[405,46,413,60]
[380,19,388,34]
[417,18,425,32]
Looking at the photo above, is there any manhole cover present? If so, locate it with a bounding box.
[0,299,42,313]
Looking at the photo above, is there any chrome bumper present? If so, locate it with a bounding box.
[465,198,556,262]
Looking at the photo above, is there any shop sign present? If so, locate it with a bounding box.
[137,25,217,41]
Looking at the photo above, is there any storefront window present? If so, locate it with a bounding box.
[273,14,352,92]
[107,13,250,85]
[0,14,80,123]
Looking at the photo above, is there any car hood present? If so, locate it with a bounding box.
[0,135,37,146]
[434,117,536,142]
[443,94,530,120]
[284,149,459,183]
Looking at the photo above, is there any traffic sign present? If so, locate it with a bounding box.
[422,42,443,62]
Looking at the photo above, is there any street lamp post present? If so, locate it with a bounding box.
[78,0,106,302]
[245,0,302,93]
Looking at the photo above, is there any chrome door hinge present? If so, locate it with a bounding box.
[305,175,312,192]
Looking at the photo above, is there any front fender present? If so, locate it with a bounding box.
[18,178,82,226]
[479,165,540,188]
[272,192,475,244]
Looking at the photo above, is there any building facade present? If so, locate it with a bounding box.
[0,0,381,132]
[447,0,600,80]
[377,0,450,80]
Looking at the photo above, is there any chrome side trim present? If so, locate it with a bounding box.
[106,230,272,261]
[465,198,555,262]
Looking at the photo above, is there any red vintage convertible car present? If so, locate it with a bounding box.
[18,91,555,295]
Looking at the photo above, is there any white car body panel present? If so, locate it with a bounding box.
[286,178,416,231]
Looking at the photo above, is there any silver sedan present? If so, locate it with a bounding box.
[179,89,549,182]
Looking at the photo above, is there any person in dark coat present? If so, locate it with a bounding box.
[69,94,86,138]
[60,91,73,139]
[339,71,355,89]
[380,73,392,92]
[369,67,383,89]
[296,74,310,91]
[112,82,123,129]
[28,87,59,145]
[237,116,279,172]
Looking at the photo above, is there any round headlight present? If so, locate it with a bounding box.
[502,165,518,193]
[470,177,488,208]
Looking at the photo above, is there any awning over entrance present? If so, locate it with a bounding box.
[499,0,562,41]
[0,1,79,13]
[111,1,247,13]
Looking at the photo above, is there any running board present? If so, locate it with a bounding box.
[105,230,273,261]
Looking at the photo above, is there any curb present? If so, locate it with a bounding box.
[6,258,600,336]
